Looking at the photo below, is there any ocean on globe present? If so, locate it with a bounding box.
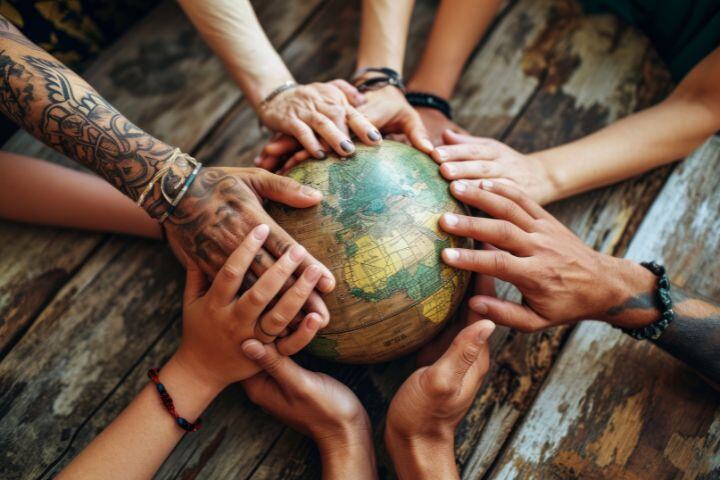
[267,140,472,363]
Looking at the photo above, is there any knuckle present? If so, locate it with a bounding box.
[493,252,510,274]
[247,288,269,307]
[427,372,455,397]
[460,344,480,367]
[220,264,242,281]
[498,221,514,243]
[267,311,289,330]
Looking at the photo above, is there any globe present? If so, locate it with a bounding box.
[267,141,472,363]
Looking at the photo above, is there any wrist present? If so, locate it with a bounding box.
[385,427,457,480]
[317,417,376,479]
[137,146,199,220]
[168,348,228,396]
[528,150,566,204]
[406,76,453,101]
[597,257,660,328]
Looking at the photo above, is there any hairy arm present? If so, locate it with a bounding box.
[407,0,502,99]
[0,17,191,218]
[602,261,720,385]
[534,46,720,202]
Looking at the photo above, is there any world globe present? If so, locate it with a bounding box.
[267,141,472,363]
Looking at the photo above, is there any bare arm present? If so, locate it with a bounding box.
[407,0,502,99]
[535,46,720,202]
[0,153,161,238]
[357,0,415,72]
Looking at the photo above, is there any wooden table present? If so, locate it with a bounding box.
[1,1,718,478]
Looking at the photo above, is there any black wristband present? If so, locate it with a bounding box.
[405,91,452,119]
[621,261,675,340]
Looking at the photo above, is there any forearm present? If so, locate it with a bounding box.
[601,258,720,384]
[0,153,161,237]
[407,0,502,99]
[0,18,183,218]
[386,430,458,480]
[177,0,293,108]
[58,355,222,480]
[534,47,720,203]
[357,0,415,71]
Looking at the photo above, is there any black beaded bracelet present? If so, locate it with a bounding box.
[406,91,453,119]
[621,261,675,340]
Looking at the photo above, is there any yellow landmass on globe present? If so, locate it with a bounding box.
[419,267,460,323]
[344,231,435,295]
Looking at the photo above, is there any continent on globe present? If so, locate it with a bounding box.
[267,140,472,363]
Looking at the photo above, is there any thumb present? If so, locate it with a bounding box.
[250,170,322,208]
[183,260,208,304]
[241,339,303,387]
[430,320,495,385]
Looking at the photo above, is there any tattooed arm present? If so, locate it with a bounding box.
[0,18,336,311]
[435,180,720,385]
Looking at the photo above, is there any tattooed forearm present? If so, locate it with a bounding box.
[607,286,720,384]
[0,14,185,216]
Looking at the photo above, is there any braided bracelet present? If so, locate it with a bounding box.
[406,91,453,119]
[621,261,675,340]
[351,67,405,93]
[148,368,202,432]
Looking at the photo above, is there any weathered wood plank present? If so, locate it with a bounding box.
[490,136,720,480]
[0,2,325,478]
[0,0,323,357]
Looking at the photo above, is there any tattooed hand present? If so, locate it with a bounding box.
[163,166,336,310]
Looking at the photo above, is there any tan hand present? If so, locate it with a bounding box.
[258,80,381,159]
[241,341,371,445]
[358,87,434,154]
[416,109,468,147]
[432,131,557,205]
[174,225,324,390]
[386,320,495,441]
[439,180,628,332]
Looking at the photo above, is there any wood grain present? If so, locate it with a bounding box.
[490,136,720,480]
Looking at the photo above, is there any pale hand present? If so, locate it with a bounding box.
[432,130,557,205]
[258,80,381,159]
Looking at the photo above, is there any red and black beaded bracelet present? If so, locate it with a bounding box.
[147,368,202,432]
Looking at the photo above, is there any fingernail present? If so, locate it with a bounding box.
[253,224,269,240]
[453,181,467,193]
[443,213,459,226]
[477,321,496,342]
[471,300,488,315]
[242,341,265,360]
[301,185,321,198]
[443,248,459,261]
[435,149,447,161]
[253,155,262,165]
[316,149,327,160]
[420,138,434,152]
[289,244,306,262]
[443,164,455,176]
[368,130,381,141]
[306,313,320,330]
[340,139,354,153]
[318,275,335,292]
[481,179,494,189]
[305,265,321,281]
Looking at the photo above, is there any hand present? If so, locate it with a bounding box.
[172,224,325,390]
[358,86,434,154]
[164,166,335,319]
[415,108,468,147]
[385,320,495,480]
[438,180,648,331]
[431,130,558,205]
[258,80,381,159]
[241,341,377,479]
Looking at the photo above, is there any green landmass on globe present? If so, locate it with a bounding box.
[267,140,472,363]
